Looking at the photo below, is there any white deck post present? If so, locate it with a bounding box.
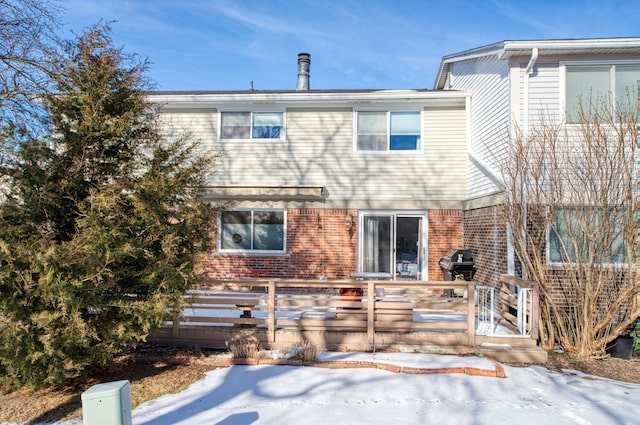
[467,281,475,346]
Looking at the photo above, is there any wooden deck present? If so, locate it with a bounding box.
[148,277,547,363]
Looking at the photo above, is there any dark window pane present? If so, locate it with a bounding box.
[252,126,281,139]
[390,135,419,150]
[253,211,284,250]
[221,211,252,249]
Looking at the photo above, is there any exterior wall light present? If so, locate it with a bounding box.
[344,214,354,231]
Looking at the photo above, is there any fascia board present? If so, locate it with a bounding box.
[149,90,471,109]
[499,38,640,59]
[503,38,640,50]
[435,37,640,88]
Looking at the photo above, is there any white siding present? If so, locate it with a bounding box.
[450,56,510,199]
[516,61,561,128]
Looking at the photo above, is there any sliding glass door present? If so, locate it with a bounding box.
[359,212,426,280]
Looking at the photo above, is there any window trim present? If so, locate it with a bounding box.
[217,208,287,254]
[218,109,286,142]
[560,60,640,124]
[353,108,424,153]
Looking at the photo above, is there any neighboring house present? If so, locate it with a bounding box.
[149,54,470,281]
[434,37,640,286]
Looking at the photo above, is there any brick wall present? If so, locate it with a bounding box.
[204,208,357,279]
[204,208,465,281]
[543,267,635,322]
[428,210,464,280]
[462,206,509,287]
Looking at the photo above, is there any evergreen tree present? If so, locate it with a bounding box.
[0,23,218,388]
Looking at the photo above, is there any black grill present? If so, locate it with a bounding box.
[439,249,475,281]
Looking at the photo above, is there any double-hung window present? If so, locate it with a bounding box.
[220,111,284,140]
[564,63,640,123]
[356,110,422,152]
[219,209,286,253]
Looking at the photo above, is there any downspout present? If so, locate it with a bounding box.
[522,47,539,135]
[517,47,538,278]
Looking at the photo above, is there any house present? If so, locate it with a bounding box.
[150,38,640,287]
[434,38,640,287]
[149,54,471,281]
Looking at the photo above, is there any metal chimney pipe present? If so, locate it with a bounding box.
[296,53,310,91]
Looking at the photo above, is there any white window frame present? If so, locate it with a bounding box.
[560,60,640,124]
[218,208,287,254]
[353,108,423,153]
[357,210,429,280]
[218,109,286,141]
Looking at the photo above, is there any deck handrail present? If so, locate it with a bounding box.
[151,277,540,351]
[498,274,540,339]
[165,279,475,345]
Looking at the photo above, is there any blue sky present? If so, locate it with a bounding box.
[59,0,640,91]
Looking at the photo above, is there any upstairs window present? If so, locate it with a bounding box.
[220,111,284,140]
[564,64,640,123]
[356,110,421,152]
[219,209,286,253]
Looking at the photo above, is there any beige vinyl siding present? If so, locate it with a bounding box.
[171,105,467,208]
[212,107,352,189]
[450,56,510,199]
[158,108,218,154]
[420,105,467,199]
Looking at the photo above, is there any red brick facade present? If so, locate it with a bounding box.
[204,208,466,281]
[462,206,509,287]
[204,208,357,280]
[427,209,464,280]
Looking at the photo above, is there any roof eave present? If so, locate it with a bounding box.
[433,37,640,89]
[149,89,471,108]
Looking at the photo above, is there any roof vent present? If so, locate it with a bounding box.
[296,53,310,91]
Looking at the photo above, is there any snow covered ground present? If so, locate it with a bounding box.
[51,351,639,425]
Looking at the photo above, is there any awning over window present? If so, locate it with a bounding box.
[205,186,326,201]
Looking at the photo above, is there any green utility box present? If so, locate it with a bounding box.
[81,380,132,425]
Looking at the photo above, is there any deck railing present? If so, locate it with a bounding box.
[495,274,540,339]
[149,277,539,351]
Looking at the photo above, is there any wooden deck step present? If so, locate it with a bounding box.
[475,335,539,347]
[475,343,548,364]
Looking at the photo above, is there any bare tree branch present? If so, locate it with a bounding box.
[0,0,62,145]
[500,95,639,357]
